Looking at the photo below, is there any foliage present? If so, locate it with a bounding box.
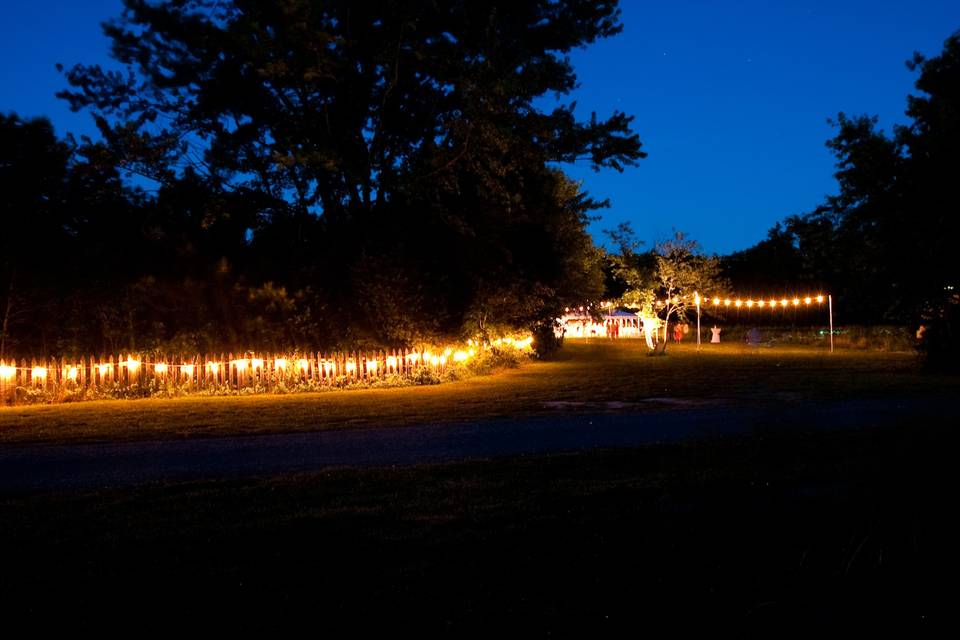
[16,0,646,356]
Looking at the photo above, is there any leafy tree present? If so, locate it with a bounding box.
[650,232,725,353]
[57,0,644,346]
[780,30,959,334]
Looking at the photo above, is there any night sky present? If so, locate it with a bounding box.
[2,0,958,254]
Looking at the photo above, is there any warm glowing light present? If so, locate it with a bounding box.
[793,298,800,306]
[207,362,220,374]
[231,359,250,370]
[735,300,742,307]
[430,355,440,367]
[298,358,309,372]
[275,358,287,370]
[386,356,397,369]
[67,366,79,381]
[407,353,420,363]
[323,362,334,375]
[746,300,754,308]
[346,360,357,373]
[724,299,731,306]
[514,336,533,349]
[423,351,433,361]
[453,350,468,363]
[439,355,447,366]
[804,297,812,305]
[0,364,15,380]
[758,300,766,307]
[182,364,194,377]
[468,348,476,357]
[694,293,701,306]
[780,299,789,307]
[366,360,378,372]
[672,296,679,304]
[32,366,47,380]
[98,363,111,376]
[251,358,264,370]
[712,297,720,306]
[155,363,168,374]
[443,348,453,357]
[125,357,140,372]
[816,295,824,303]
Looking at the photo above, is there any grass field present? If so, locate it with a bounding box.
[1,422,952,631]
[1,339,955,629]
[1,340,952,445]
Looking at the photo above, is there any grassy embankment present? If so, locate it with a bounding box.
[1,340,950,445]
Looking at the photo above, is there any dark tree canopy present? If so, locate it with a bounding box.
[2,0,643,356]
[730,30,960,327]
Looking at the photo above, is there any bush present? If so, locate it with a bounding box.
[531,321,563,359]
[918,295,960,373]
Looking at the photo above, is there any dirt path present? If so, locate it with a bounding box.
[0,394,951,495]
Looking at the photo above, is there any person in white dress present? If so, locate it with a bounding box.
[710,325,721,343]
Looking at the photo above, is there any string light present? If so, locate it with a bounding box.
[297,358,309,372]
[125,357,140,372]
[155,363,168,374]
[207,362,219,374]
[0,364,15,380]
[275,358,287,370]
[251,358,264,370]
[32,366,47,381]
[386,356,397,369]
[453,350,468,363]
[98,363,111,376]
[181,364,194,377]
[67,366,79,381]
[366,360,378,372]
[323,362,334,375]
[346,360,357,373]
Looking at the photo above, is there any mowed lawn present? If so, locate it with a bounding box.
[1,340,952,445]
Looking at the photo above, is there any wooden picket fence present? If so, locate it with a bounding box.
[0,348,461,405]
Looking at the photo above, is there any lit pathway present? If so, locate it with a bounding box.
[0,394,951,495]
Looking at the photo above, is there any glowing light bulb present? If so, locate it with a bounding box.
[793,298,800,306]
[816,295,824,303]
[207,362,219,374]
[0,364,15,380]
[746,300,754,308]
[407,353,420,363]
[298,358,309,372]
[155,363,168,375]
[712,297,720,306]
[125,357,140,372]
[98,363,110,376]
[780,299,789,307]
[804,297,812,305]
[231,359,250,370]
[181,364,194,377]
[251,358,264,370]
[735,300,742,307]
[453,350,468,362]
[346,360,357,373]
[430,355,440,367]
[386,356,397,369]
[323,362,333,375]
[724,299,731,306]
[443,348,453,357]
[32,366,47,380]
[367,360,378,372]
[67,366,79,381]
[275,358,287,370]
[758,300,765,307]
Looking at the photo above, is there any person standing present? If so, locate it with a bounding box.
[710,325,722,343]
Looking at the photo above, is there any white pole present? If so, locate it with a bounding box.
[696,302,701,351]
[828,294,834,354]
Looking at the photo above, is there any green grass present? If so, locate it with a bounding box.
[1,421,952,631]
[1,340,953,445]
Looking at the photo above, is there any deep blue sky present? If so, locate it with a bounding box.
[2,1,958,254]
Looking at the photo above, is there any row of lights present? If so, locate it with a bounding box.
[684,294,826,308]
[0,342,533,382]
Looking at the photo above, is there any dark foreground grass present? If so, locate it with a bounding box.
[1,419,953,632]
[2,341,954,445]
